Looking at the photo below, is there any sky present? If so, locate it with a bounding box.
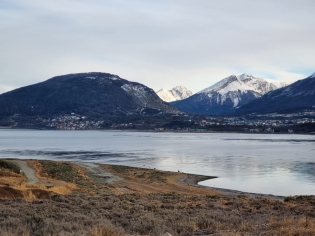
[0,0,315,94]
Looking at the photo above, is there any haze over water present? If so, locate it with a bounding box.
[1,130,314,196]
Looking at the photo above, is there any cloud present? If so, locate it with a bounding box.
[0,0,314,94]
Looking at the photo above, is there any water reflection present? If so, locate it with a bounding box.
[290,162,315,181]
[224,138,315,143]
[0,130,314,195]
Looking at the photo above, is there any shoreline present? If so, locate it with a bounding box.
[1,158,287,199]
[1,159,315,235]
[176,173,285,200]
[2,127,314,135]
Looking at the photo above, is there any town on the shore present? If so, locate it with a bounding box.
[4,110,314,134]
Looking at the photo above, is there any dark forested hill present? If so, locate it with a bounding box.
[0,72,178,121]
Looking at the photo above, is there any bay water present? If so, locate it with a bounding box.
[1,129,314,196]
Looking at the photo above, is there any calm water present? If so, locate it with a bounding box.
[1,129,315,196]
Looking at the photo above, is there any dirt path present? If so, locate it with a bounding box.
[74,162,122,184]
[9,160,61,187]
[11,160,39,184]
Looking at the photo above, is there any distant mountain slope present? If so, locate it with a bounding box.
[172,74,287,115]
[156,86,192,102]
[235,73,315,114]
[0,72,178,120]
[237,74,289,94]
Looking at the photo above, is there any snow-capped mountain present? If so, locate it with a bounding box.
[156,86,192,102]
[236,73,315,114]
[199,74,288,96]
[237,74,289,94]
[172,74,288,115]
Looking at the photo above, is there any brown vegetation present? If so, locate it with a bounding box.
[0,160,76,200]
[1,192,315,235]
[1,159,315,235]
[103,164,219,196]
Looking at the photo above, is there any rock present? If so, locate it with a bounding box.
[162,232,173,236]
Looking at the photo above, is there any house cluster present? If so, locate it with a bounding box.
[48,114,104,130]
[110,123,135,128]
[222,117,314,127]
[171,113,315,133]
[39,111,315,132]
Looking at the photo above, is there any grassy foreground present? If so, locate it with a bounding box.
[0,159,315,236]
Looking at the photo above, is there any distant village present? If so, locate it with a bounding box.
[47,113,104,130]
[41,111,315,134]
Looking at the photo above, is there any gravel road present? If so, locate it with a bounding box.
[11,160,39,184]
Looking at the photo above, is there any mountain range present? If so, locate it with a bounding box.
[0,72,178,121]
[235,73,315,114]
[0,71,313,124]
[171,74,288,115]
[156,86,193,102]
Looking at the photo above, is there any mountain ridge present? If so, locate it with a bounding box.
[235,73,315,114]
[172,74,288,115]
[0,72,179,121]
[156,86,192,102]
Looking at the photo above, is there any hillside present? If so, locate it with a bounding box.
[236,73,315,114]
[172,74,286,115]
[156,86,193,102]
[0,73,179,123]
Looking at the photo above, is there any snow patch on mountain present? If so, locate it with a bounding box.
[172,73,295,115]
[235,72,315,114]
[199,74,288,96]
[156,86,192,102]
[198,75,254,95]
[85,75,121,81]
[190,73,287,110]
[156,88,174,102]
[121,84,147,102]
[238,74,289,94]
[238,74,274,94]
[309,72,315,78]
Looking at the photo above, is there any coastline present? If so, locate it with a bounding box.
[2,127,315,135]
[176,173,285,200]
[1,158,286,200]
[0,127,315,135]
[2,158,315,235]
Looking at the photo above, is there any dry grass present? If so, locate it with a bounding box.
[1,192,315,235]
[0,160,20,174]
[0,161,26,187]
[1,160,315,235]
[104,164,219,196]
[0,160,76,200]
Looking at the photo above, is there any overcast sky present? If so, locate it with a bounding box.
[1,0,314,94]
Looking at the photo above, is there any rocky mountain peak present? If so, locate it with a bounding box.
[236,72,315,114]
[156,86,192,102]
[198,75,252,95]
[172,73,289,115]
